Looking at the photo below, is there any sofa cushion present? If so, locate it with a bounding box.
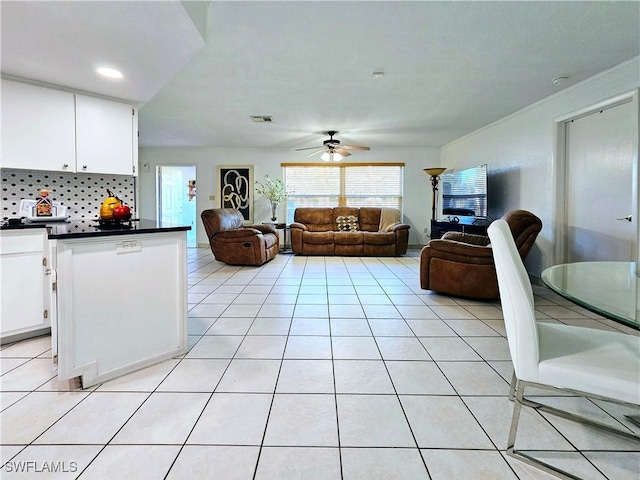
[359,207,382,232]
[302,231,334,244]
[294,208,334,232]
[334,231,363,245]
[363,231,396,245]
[336,215,359,232]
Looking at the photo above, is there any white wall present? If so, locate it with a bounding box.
[440,57,640,278]
[138,147,440,247]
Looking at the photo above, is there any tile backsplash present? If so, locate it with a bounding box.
[1,168,136,222]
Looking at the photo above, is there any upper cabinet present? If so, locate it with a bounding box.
[1,79,138,176]
[1,80,76,172]
[76,95,137,176]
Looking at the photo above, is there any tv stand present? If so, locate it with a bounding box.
[430,217,489,240]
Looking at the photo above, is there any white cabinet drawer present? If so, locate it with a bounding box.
[0,230,46,254]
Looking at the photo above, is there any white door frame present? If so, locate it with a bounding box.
[552,89,639,264]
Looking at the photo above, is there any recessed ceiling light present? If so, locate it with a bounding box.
[372,71,385,79]
[96,67,123,79]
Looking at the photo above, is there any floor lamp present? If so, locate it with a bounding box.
[423,168,446,220]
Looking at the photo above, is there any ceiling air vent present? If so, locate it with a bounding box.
[250,115,273,123]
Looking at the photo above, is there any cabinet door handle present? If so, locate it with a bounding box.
[616,215,632,222]
[82,165,87,170]
[63,164,69,169]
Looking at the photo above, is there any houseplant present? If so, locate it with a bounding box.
[255,175,287,221]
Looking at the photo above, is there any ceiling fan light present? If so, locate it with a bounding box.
[321,151,343,162]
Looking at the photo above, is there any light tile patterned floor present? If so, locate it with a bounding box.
[1,248,638,479]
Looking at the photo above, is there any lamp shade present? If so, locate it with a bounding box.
[424,167,446,177]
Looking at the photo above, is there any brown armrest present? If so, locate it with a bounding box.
[441,231,490,246]
[387,223,410,232]
[249,224,276,235]
[215,228,261,239]
[289,222,307,231]
[428,238,494,259]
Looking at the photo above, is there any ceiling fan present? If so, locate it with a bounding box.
[295,131,370,161]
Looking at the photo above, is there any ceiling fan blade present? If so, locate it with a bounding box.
[295,145,324,151]
[335,148,351,157]
[306,148,325,157]
[341,145,370,151]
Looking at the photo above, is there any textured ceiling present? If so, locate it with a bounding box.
[2,1,639,151]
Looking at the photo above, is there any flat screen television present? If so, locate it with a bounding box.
[440,164,488,219]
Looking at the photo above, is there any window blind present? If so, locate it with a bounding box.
[282,163,404,223]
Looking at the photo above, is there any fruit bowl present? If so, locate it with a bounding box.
[112,212,132,221]
[94,217,137,229]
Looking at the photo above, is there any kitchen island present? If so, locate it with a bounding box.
[47,219,190,387]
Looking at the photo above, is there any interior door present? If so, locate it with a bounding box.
[564,100,636,262]
[157,166,197,247]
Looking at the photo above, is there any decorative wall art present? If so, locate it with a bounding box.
[217,165,253,223]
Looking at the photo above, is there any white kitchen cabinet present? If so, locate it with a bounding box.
[1,80,138,176]
[75,95,138,176]
[1,80,76,172]
[0,228,52,343]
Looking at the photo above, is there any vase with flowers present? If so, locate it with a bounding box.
[255,175,287,222]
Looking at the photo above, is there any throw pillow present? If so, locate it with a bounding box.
[336,215,359,232]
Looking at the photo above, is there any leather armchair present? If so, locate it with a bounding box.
[420,210,542,299]
[201,208,279,266]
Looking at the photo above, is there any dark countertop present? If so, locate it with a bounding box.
[46,218,191,240]
[0,223,49,231]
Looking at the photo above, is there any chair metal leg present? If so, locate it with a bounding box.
[506,380,639,480]
[508,371,517,401]
[506,381,523,450]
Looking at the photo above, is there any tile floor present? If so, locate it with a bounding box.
[1,248,638,479]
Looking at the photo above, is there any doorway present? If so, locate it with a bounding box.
[556,92,638,263]
[157,165,197,248]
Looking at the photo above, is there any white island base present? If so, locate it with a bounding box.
[51,230,187,388]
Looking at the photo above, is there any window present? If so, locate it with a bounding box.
[282,163,404,224]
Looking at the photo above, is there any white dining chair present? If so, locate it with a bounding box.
[487,219,640,480]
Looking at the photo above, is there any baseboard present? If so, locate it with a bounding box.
[1,328,51,345]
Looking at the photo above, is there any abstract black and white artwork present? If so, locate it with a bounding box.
[217,165,253,223]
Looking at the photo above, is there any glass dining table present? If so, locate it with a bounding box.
[541,261,639,330]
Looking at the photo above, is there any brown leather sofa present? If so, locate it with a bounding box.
[201,208,279,266]
[290,207,410,256]
[420,210,542,299]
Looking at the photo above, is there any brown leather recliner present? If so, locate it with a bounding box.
[201,209,279,266]
[420,210,542,299]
